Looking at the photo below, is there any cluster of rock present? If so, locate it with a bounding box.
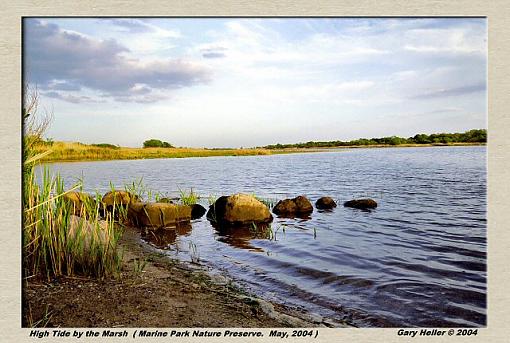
[206,193,378,228]
[63,190,207,228]
[63,190,378,236]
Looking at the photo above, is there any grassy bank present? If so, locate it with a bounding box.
[34,141,272,162]
[35,141,485,163]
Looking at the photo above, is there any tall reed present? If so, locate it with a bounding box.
[23,86,123,279]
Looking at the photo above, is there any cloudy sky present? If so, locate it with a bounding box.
[24,18,487,148]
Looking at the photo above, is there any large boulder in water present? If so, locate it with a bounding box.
[102,190,139,212]
[138,202,192,228]
[273,195,313,215]
[344,198,377,209]
[207,193,273,227]
[315,196,337,210]
[63,192,96,217]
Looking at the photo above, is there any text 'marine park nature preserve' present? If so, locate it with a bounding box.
[22,17,487,328]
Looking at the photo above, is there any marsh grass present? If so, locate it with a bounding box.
[23,87,123,280]
[250,222,276,241]
[120,178,177,204]
[178,187,199,206]
[207,194,218,206]
[33,141,272,162]
[253,195,277,209]
[23,163,124,279]
[133,257,148,275]
[25,304,53,328]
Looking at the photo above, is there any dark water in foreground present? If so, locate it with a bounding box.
[41,146,487,327]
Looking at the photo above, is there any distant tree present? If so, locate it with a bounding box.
[143,139,174,148]
[260,129,486,149]
[413,134,431,144]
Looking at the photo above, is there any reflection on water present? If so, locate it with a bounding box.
[212,222,274,252]
[42,146,487,327]
[141,222,192,249]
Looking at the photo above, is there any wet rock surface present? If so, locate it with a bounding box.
[273,195,313,215]
[63,192,96,217]
[315,196,337,210]
[343,198,378,209]
[138,202,192,228]
[191,204,207,220]
[207,193,273,227]
[102,191,139,215]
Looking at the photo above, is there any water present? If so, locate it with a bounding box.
[41,146,487,327]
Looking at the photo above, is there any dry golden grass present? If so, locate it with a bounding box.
[34,141,272,162]
[34,141,484,163]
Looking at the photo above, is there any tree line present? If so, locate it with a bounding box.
[261,129,487,149]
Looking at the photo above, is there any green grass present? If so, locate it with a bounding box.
[178,187,199,206]
[23,110,124,279]
[133,257,148,275]
[23,159,124,279]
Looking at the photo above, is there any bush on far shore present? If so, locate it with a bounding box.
[143,139,174,148]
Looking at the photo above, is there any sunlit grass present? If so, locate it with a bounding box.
[33,141,273,162]
[178,187,199,206]
[23,157,124,280]
[23,86,124,280]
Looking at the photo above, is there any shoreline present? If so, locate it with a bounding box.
[23,226,350,328]
[40,142,485,164]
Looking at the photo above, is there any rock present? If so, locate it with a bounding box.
[63,192,96,217]
[191,204,206,219]
[102,190,139,212]
[273,195,313,215]
[315,196,337,210]
[294,195,313,213]
[138,202,192,228]
[126,201,145,227]
[67,215,110,255]
[272,199,297,214]
[344,198,377,209]
[207,193,273,227]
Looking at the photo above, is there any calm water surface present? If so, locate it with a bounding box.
[42,146,487,327]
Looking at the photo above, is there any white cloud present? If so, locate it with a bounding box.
[29,18,486,147]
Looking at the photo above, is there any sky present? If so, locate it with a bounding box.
[23,18,487,148]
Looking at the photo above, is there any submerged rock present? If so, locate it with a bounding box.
[273,195,313,215]
[343,198,378,209]
[315,196,337,210]
[63,192,96,217]
[138,202,192,228]
[191,204,207,220]
[207,193,273,227]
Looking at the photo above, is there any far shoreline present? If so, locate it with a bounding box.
[39,142,486,164]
